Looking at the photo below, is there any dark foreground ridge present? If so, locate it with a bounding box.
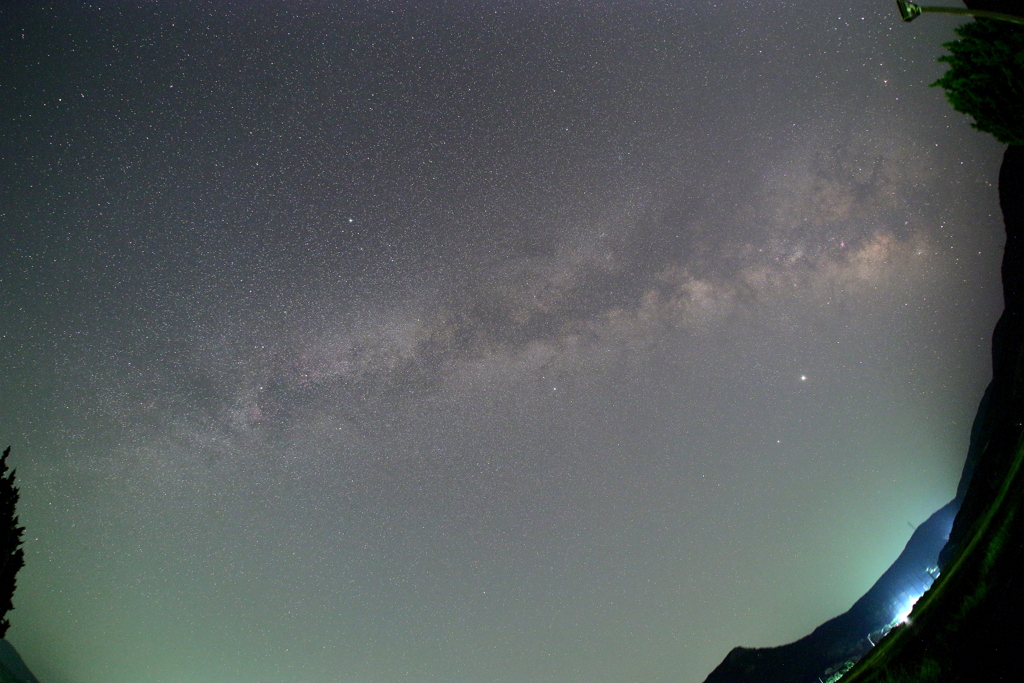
[836,143,1024,683]
[703,504,955,683]
[702,136,1024,683]
[702,6,1024,677]
[0,640,39,683]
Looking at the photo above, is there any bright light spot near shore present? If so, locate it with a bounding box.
[893,591,924,625]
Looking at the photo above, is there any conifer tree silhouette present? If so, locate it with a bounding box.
[932,19,1024,145]
[0,448,25,639]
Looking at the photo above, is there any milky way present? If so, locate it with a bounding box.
[0,3,1008,682]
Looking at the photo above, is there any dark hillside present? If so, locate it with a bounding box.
[703,143,1023,683]
[836,142,1024,682]
[703,0,1024,670]
[703,504,955,683]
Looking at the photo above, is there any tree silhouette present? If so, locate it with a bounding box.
[0,448,25,640]
[932,19,1024,145]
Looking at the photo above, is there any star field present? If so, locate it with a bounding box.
[0,2,1009,682]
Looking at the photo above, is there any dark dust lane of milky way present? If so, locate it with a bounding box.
[0,2,1005,682]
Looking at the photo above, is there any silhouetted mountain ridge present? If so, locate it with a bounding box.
[0,640,38,683]
[703,503,955,683]
[702,131,1024,683]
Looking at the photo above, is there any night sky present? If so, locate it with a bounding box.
[0,2,1009,682]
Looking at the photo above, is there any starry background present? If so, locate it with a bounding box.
[0,1,1009,682]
